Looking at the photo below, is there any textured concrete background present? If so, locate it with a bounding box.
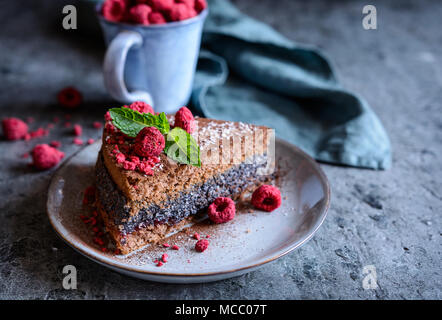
[0,0,441,299]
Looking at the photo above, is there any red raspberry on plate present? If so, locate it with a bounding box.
[251,185,282,212]
[149,11,167,24]
[2,117,28,140]
[126,101,154,114]
[134,126,165,157]
[57,87,83,109]
[174,106,195,133]
[102,0,127,23]
[31,144,65,170]
[129,4,152,25]
[195,239,209,252]
[208,197,235,224]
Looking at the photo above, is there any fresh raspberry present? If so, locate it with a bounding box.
[31,144,65,170]
[134,126,165,157]
[251,185,282,212]
[101,0,127,23]
[73,124,82,136]
[174,106,195,133]
[195,239,209,252]
[129,4,152,25]
[149,11,167,24]
[175,0,194,7]
[195,0,207,13]
[2,118,28,140]
[208,197,235,224]
[147,0,174,12]
[126,101,154,114]
[87,138,95,145]
[168,3,195,21]
[57,87,83,108]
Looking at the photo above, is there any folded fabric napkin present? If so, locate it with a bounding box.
[191,0,391,170]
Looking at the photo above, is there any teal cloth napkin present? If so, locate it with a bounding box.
[192,0,391,170]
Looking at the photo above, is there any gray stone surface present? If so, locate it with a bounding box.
[0,0,441,299]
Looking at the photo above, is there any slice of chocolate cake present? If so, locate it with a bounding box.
[95,104,275,254]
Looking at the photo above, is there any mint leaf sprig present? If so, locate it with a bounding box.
[108,107,201,167]
[109,107,170,136]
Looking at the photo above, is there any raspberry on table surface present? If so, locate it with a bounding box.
[2,117,28,140]
[31,144,65,170]
[57,87,83,109]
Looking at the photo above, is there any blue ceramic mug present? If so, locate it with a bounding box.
[97,6,208,114]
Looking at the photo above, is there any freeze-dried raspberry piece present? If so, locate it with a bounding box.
[73,138,83,145]
[93,121,102,129]
[101,0,127,23]
[104,111,112,122]
[251,185,282,212]
[125,101,154,114]
[195,0,207,13]
[147,0,174,12]
[168,3,195,21]
[31,144,65,170]
[134,126,165,157]
[174,106,195,133]
[50,140,61,148]
[129,4,152,25]
[195,239,209,252]
[2,117,28,140]
[149,11,167,24]
[57,87,83,109]
[208,197,235,224]
[73,124,82,136]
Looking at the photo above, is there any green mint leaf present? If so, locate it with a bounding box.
[109,108,170,137]
[164,127,201,167]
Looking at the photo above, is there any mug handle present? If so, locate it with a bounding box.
[103,30,153,105]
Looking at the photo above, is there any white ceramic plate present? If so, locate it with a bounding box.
[47,139,330,283]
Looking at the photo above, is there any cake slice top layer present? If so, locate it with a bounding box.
[101,115,272,205]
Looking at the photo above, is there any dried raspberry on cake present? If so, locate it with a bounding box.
[251,185,282,212]
[147,0,174,12]
[149,11,167,24]
[208,197,236,224]
[174,106,196,133]
[102,0,127,22]
[2,118,28,140]
[195,239,209,252]
[31,144,65,170]
[129,4,152,25]
[134,126,165,157]
[125,101,154,114]
[57,87,83,109]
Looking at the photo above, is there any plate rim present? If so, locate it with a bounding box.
[46,138,331,278]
